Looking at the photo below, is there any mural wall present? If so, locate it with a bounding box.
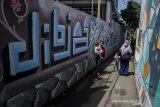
[0,0,124,106]
[135,0,160,107]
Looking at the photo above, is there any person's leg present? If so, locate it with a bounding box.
[120,60,125,75]
[95,59,99,75]
[100,59,103,74]
[98,59,103,74]
[123,59,129,75]
[114,61,117,70]
[119,60,121,71]
[114,61,116,70]
[116,61,119,70]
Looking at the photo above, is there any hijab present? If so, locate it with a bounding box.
[120,40,132,56]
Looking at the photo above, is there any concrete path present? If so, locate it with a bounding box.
[104,59,140,107]
[45,57,140,107]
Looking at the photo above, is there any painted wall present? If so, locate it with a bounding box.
[135,0,160,107]
[0,0,124,106]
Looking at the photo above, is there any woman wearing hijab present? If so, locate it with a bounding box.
[119,40,132,76]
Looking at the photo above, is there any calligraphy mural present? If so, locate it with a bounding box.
[135,0,160,107]
[0,0,124,106]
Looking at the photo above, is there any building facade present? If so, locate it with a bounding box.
[58,0,118,21]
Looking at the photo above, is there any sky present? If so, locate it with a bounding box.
[118,0,141,13]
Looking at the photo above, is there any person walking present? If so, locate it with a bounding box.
[95,41,105,75]
[119,40,132,76]
[95,42,100,75]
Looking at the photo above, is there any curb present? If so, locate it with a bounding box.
[97,71,119,107]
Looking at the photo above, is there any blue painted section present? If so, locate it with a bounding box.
[84,16,89,28]
[159,27,160,37]
[83,27,89,46]
[44,40,50,64]
[52,9,65,47]
[150,13,157,29]
[153,91,160,107]
[139,56,145,75]
[73,22,82,37]
[143,28,149,37]
[143,38,150,64]
[145,72,151,91]
[44,23,50,33]
[54,26,71,61]
[72,20,89,55]
[152,0,156,9]
[9,12,40,76]
[67,14,71,21]
[73,38,88,55]
[145,0,149,11]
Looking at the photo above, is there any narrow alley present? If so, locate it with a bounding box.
[45,56,139,107]
[0,0,160,107]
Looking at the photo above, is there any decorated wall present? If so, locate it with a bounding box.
[135,0,160,107]
[0,0,124,106]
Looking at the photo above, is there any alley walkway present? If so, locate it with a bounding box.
[104,58,140,107]
[45,56,140,107]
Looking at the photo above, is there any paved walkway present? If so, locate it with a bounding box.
[104,58,140,107]
[45,56,139,107]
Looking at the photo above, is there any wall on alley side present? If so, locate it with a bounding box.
[0,0,124,107]
[135,0,160,107]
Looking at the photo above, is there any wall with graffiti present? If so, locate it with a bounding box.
[0,0,124,106]
[135,0,160,107]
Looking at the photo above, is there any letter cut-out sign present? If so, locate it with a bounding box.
[9,12,40,76]
[8,10,89,76]
[52,9,71,61]
[73,17,89,55]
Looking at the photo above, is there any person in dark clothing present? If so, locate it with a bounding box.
[119,40,132,76]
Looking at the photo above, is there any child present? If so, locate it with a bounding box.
[114,50,121,70]
[95,42,101,55]
[94,42,104,60]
